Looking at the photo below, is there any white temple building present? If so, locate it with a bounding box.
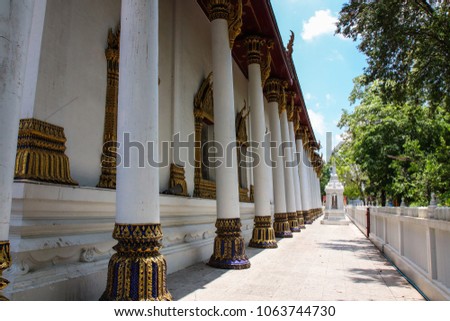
[322,165,348,225]
[0,0,324,300]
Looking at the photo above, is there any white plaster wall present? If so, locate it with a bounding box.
[435,229,450,288]
[264,98,274,205]
[33,0,121,187]
[403,220,428,272]
[232,60,249,190]
[170,0,212,196]
[158,0,174,192]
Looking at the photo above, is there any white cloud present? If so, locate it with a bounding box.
[326,49,345,62]
[305,93,312,101]
[326,94,332,101]
[301,9,338,41]
[307,108,326,137]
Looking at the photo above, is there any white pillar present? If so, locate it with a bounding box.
[102,0,172,301]
[20,0,47,119]
[280,106,300,233]
[207,0,250,269]
[289,121,305,228]
[211,11,239,220]
[265,79,292,238]
[115,0,160,225]
[0,0,35,300]
[245,37,276,248]
[297,137,309,224]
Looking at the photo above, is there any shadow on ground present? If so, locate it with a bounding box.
[167,245,268,300]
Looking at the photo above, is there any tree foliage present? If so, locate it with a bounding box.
[336,0,450,111]
[337,80,450,206]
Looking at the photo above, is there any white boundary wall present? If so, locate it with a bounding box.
[347,205,450,300]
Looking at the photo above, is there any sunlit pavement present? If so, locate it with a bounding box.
[168,217,425,301]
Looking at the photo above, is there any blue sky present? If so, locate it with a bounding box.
[271,0,367,154]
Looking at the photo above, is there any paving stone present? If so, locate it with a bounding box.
[168,218,425,301]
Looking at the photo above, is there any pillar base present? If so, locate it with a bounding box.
[273,213,293,238]
[297,211,306,229]
[0,241,11,301]
[100,224,172,301]
[305,210,313,224]
[288,212,301,232]
[248,216,278,249]
[208,218,251,269]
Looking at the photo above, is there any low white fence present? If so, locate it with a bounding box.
[347,205,450,300]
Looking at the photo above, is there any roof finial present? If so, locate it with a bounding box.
[286,30,294,58]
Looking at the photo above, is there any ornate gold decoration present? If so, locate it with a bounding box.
[236,100,249,145]
[249,184,254,202]
[287,92,296,122]
[248,216,277,248]
[98,24,120,189]
[297,211,306,229]
[299,211,308,227]
[288,212,301,232]
[273,213,293,238]
[264,78,282,103]
[239,187,250,202]
[306,209,313,224]
[294,105,301,136]
[261,40,274,88]
[236,101,250,202]
[0,241,11,301]
[194,73,214,123]
[208,218,251,269]
[286,30,295,58]
[208,0,230,21]
[101,224,172,301]
[167,163,188,196]
[278,83,289,115]
[228,0,243,49]
[14,118,77,185]
[194,74,216,199]
[245,36,265,66]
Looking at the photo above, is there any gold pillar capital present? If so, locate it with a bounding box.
[264,78,282,103]
[244,35,266,65]
[208,0,231,21]
[208,0,242,49]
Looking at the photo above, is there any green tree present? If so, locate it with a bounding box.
[336,0,450,111]
[338,80,450,206]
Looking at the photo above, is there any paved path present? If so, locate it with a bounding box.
[167,218,425,301]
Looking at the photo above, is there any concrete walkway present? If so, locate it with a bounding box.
[167,218,425,301]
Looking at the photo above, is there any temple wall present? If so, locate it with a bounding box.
[6,182,256,300]
[33,0,121,187]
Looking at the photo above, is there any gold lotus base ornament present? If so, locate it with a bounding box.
[15,118,77,185]
[248,216,277,248]
[101,224,172,301]
[288,212,301,232]
[208,218,251,269]
[305,210,313,224]
[273,213,293,238]
[0,241,11,301]
[297,211,306,229]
